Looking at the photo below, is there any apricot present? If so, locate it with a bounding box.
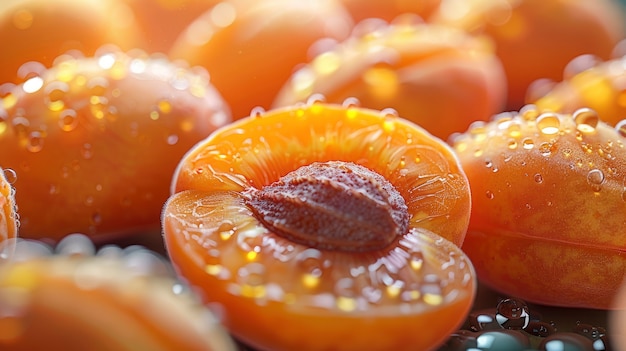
[0,234,237,351]
[272,17,507,141]
[168,0,354,120]
[429,0,625,110]
[0,168,17,260]
[528,54,626,127]
[163,102,475,351]
[450,105,626,309]
[0,0,142,85]
[121,0,220,53]
[0,48,231,242]
[338,0,441,23]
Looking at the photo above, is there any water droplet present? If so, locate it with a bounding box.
[238,263,267,299]
[522,138,534,150]
[616,119,626,137]
[44,81,69,112]
[26,131,44,152]
[2,169,17,184]
[335,278,358,312]
[573,108,599,134]
[587,169,605,192]
[166,134,179,145]
[538,142,554,156]
[496,298,530,330]
[90,212,102,225]
[249,106,265,118]
[58,109,78,131]
[534,173,543,184]
[507,139,518,150]
[486,190,495,199]
[536,112,560,135]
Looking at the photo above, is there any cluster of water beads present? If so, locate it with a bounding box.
[452,106,626,197]
[0,47,224,154]
[439,298,611,351]
[188,191,472,314]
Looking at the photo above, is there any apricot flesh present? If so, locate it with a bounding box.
[0,48,231,242]
[451,106,626,309]
[163,103,475,351]
[0,168,17,260]
[273,17,507,141]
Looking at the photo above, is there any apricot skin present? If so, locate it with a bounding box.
[0,50,230,242]
[451,108,626,309]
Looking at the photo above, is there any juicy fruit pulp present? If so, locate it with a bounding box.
[451,106,626,309]
[163,102,476,351]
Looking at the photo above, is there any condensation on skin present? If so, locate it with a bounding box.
[451,106,626,195]
[167,190,474,314]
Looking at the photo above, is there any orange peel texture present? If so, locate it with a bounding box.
[0,235,237,351]
[0,48,231,242]
[451,105,626,309]
[163,102,475,351]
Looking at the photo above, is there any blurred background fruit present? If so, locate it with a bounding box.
[169,0,354,120]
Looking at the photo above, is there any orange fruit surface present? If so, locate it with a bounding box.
[451,105,626,309]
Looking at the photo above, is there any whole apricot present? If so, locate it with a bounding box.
[168,0,354,120]
[528,54,626,127]
[0,235,237,351]
[451,106,626,309]
[273,17,507,140]
[163,102,475,351]
[0,0,142,85]
[0,48,231,242]
[430,0,625,110]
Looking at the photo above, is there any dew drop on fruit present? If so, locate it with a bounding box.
[237,262,267,299]
[616,119,626,137]
[2,169,17,184]
[522,138,534,150]
[26,131,44,152]
[45,81,69,112]
[297,249,324,289]
[573,108,599,134]
[166,134,179,145]
[587,169,605,192]
[56,233,96,256]
[17,61,45,81]
[534,173,543,184]
[536,112,560,135]
[334,278,358,312]
[58,109,78,131]
[249,106,265,118]
[486,190,494,199]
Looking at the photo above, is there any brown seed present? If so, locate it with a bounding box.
[243,161,409,252]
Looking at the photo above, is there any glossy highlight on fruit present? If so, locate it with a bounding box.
[0,234,237,351]
[430,0,625,110]
[0,47,231,242]
[451,105,626,309]
[0,168,18,261]
[528,54,626,127]
[163,102,475,351]
[169,0,354,119]
[0,0,142,85]
[273,16,507,140]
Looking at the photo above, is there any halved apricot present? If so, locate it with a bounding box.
[0,47,231,242]
[429,0,625,110]
[451,105,626,309]
[0,234,237,351]
[272,17,507,141]
[528,54,626,127]
[168,0,354,120]
[163,102,475,351]
[0,168,17,260]
[0,0,143,85]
